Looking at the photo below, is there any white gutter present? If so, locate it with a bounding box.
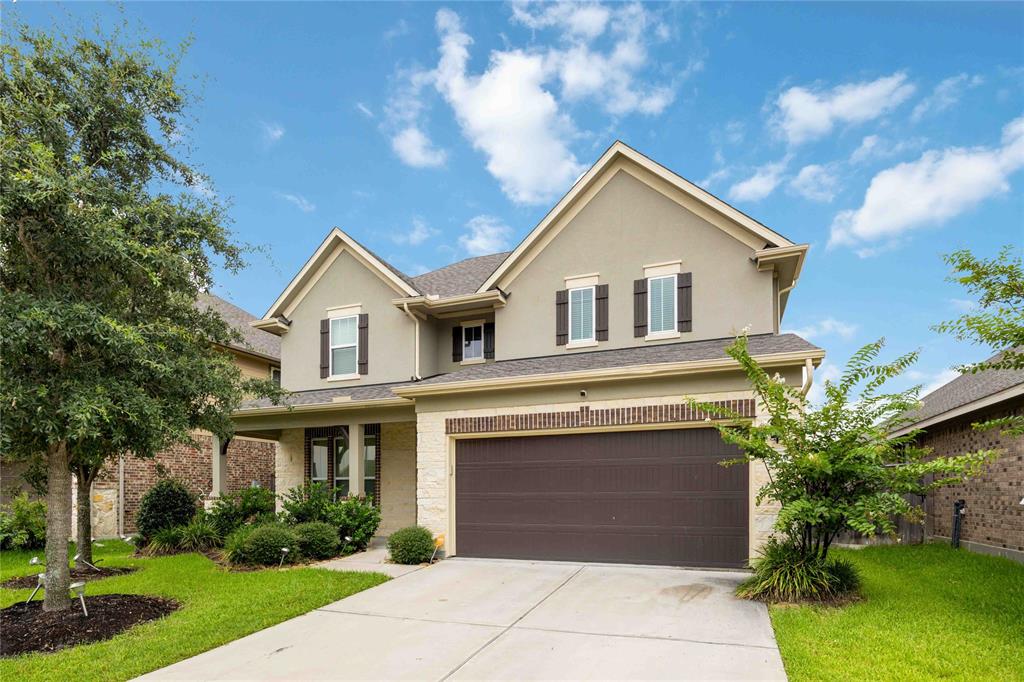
[777,283,795,332]
[118,454,125,537]
[800,357,814,397]
[402,302,421,380]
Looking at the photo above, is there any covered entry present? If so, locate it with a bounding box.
[455,428,748,568]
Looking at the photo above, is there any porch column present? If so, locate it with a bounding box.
[211,435,227,498]
[348,423,364,496]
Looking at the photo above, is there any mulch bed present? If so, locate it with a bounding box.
[1,566,137,590]
[0,594,179,657]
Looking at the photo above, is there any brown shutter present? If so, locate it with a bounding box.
[677,273,692,333]
[320,319,330,378]
[555,289,569,346]
[484,322,495,359]
[357,314,369,375]
[595,284,609,341]
[451,326,462,362]
[633,279,648,337]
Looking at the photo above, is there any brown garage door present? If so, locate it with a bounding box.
[455,428,748,568]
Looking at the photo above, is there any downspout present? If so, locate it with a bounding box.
[800,357,815,397]
[777,282,796,334]
[118,453,125,537]
[402,302,422,380]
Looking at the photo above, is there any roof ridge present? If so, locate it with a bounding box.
[412,251,512,279]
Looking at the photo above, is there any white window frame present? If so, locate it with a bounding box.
[363,430,377,502]
[568,285,597,346]
[310,437,329,483]
[461,320,485,365]
[329,314,359,379]
[647,274,679,339]
[333,432,350,499]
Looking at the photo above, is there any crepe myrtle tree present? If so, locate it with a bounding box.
[694,335,998,562]
[1,23,282,610]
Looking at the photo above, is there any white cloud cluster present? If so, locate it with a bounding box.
[260,121,285,145]
[276,192,315,213]
[391,127,447,168]
[789,164,839,202]
[830,115,1024,251]
[458,215,513,255]
[784,317,858,341]
[391,217,438,246]
[772,72,916,145]
[911,74,983,122]
[728,157,789,202]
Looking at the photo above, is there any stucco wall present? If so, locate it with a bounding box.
[494,167,776,361]
[380,421,417,534]
[281,249,417,392]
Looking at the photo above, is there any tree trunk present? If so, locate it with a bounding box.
[43,441,72,611]
[75,468,93,565]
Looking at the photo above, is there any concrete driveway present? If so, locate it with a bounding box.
[142,559,786,681]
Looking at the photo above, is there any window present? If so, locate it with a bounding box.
[363,430,378,501]
[648,275,676,334]
[569,286,595,343]
[333,431,350,498]
[270,367,281,387]
[310,438,328,483]
[463,324,483,361]
[330,315,358,376]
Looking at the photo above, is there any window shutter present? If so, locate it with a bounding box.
[677,273,692,333]
[357,314,369,375]
[595,284,609,341]
[633,279,648,337]
[555,289,569,346]
[484,322,495,359]
[320,319,330,378]
[451,326,462,362]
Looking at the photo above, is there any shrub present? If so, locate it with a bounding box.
[294,522,340,560]
[224,525,254,564]
[143,526,183,556]
[328,496,382,554]
[0,493,46,550]
[209,486,277,536]
[387,526,434,565]
[737,539,861,603]
[178,516,221,552]
[136,479,198,539]
[281,482,335,524]
[228,523,301,566]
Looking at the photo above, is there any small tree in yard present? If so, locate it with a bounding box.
[697,336,999,602]
[1,24,280,611]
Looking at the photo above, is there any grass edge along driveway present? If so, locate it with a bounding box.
[770,543,1024,681]
[0,541,388,681]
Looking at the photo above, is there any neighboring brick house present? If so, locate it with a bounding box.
[891,353,1024,563]
[0,294,281,537]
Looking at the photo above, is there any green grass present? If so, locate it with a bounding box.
[0,540,388,681]
[770,543,1024,681]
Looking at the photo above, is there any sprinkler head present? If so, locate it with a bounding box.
[29,556,40,565]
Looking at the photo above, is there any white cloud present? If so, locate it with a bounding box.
[830,115,1024,250]
[851,135,882,164]
[728,157,789,202]
[772,72,916,145]
[906,368,960,397]
[911,74,983,122]
[850,134,927,165]
[391,126,447,168]
[949,298,978,312]
[355,102,374,119]
[433,9,585,204]
[276,192,315,213]
[789,164,839,202]
[784,317,858,341]
[700,166,731,189]
[259,121,285,145]
[391,217,438,246]
[383,19,411,42]
[807,360,840,406]
[190,178,216,200]
[511,1,611,40]
[458,215,513,255]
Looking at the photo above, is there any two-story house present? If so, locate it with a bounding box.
[238,142,823,568]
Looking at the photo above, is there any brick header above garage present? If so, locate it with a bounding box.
[444,399,755,435]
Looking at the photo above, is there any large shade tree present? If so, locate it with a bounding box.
[1,23,280,610]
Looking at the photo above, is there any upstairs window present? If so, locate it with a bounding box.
[463,324,483,361]
[270,367,281,387]
[569,286,595,343]
[330,315,358,376]
[648,275,676,334]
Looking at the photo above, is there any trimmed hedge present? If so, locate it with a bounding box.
[227,523,301,566]
[387,526,434,565]
[295,521,340,560]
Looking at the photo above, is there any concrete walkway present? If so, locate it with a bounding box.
[141,559,786,681]
[315,545,424,578]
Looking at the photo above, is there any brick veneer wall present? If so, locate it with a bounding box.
[920,399,1023,555]
[94,434,276,534]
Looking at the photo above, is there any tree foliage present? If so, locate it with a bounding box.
[696,335,998,562]
[1,22,280,609]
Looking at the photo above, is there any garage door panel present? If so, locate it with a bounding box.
[455,428,749,568]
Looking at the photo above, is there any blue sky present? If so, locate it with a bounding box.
[12,1,1024,399]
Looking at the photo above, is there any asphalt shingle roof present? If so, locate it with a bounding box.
[411,252,511,297]
[240,333,819,409]
[198,293,281,361]
[901,350,1024,427]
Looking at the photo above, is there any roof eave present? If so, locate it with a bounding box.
[392,290,508,317]
[889,383,1024,437]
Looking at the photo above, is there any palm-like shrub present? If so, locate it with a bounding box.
[737,539,860,602]
[178,516,221,551]
[143,526,184,556]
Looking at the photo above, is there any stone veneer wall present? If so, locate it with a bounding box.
[920,399,1023,560]
[416,392,777,561]
[379,422,418,534]
[275,428,306,512]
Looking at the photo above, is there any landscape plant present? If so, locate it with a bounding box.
[328,496,381,553]
[136,479,199,540]
[294,522,341,560]
[387,526,435,565]
[227,524,301,566]
[176,516,221,552]
[0,493,47,551]
[698,335,999,601]
[208,486,276,537]
[280,482,335,524]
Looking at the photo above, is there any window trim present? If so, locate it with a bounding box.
[646,274,678,338]
[310,437,329,483]
[328,314,359,379]
[363,430,377,502]
[333,432,350,499]
[270,366,281,387]
[461,320,485,364]
[567,285,597,346]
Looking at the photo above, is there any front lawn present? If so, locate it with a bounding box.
[771,543,1024,681]
[0,540,387,681]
